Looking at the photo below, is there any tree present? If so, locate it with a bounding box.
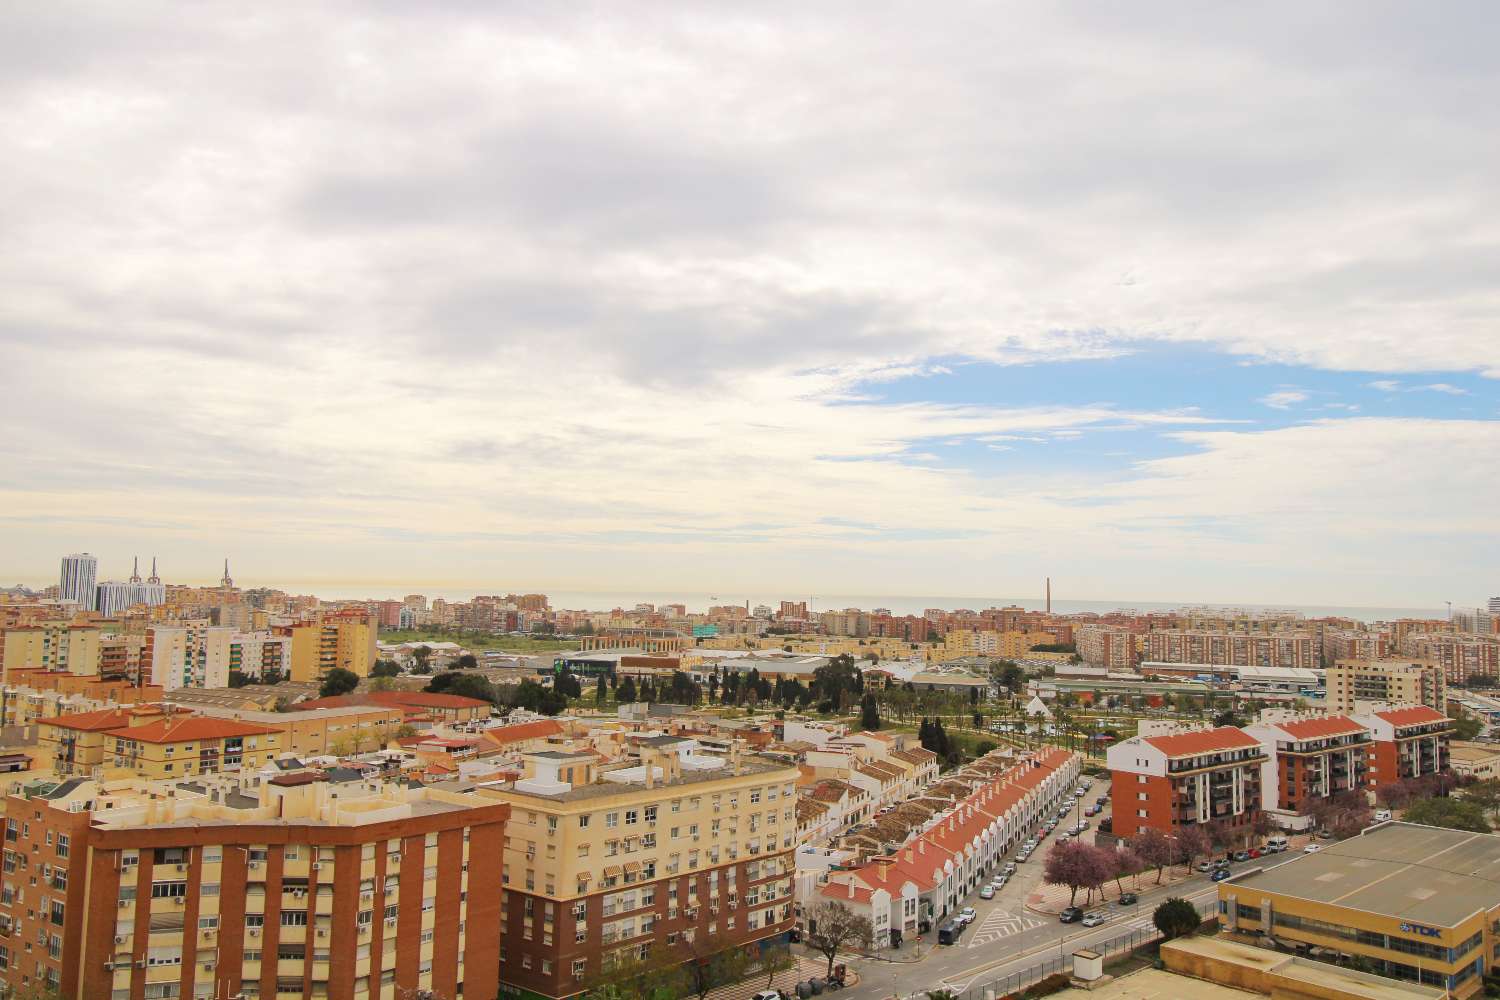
[554,669,583,700]
[371,659,401,678]
[1375,781,1413,810]
[759,944,796,989]
[1043,841,1112,907]
[369,675,395,692]
[454,652,479,670]
[860,693,881,731]
[319,667,360,698]
[411,645,433,671]
[1174,826,1211,872]
[1112,847,1145,896]
[427,671,500,705]
[805,900,874,979]
[1452,706,1484,741]
[596,674,609,703]
[618,677,638,704]
[1152,898,1200,940]
[1404,797,1492,833]
[1462,779,1500,821]
[813,654,863,713]
[677,940,750,1000]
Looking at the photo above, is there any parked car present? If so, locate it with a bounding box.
[1081,912,1107,927]
[992,875,1008,888]
[1375,809,1392,822]
[979,885,995,900]
[1195,860,1215,873]
[1247,848,1262,859]
[1003,862,1017,876]
[1304,844,1322,854]
[1210,868,1232,882]
[959,907,977,925]
[1118,892,1137,906]
[1316,829,1334,840]
[1059,906,1084,923]
[1083,806,1099,817]
[1232,850,1251,862]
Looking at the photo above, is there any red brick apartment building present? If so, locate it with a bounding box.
[0,770,507,1000]
[1353,704,1454,788]
[1106,726,1265,843]
[1243,714,1370,813]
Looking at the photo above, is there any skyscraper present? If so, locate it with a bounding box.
[1489,597,1500,615]
[58,552,98,611]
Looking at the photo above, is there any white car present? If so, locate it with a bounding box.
[1303,844,1322,854]
[1374,809,1392,822]
[959,906,977,924]
[1081,912,1107,927]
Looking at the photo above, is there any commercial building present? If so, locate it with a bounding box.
[1107,725,1264,843]
[0,768,508,1000]
[1326,659,1445,714]
[1448,740,1500,781]
[146,623,234,690]
[58,552,98,611]
[94,579,167,616]
[1244,713,1370,813]
[476,739,800,1000]
[1218,822,1500,996]
[1351,705,1453,789]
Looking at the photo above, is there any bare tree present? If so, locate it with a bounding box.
[805,900,875,979]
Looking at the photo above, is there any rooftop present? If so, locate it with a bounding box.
[1144,726,1261,757]
[1269,715,1367,741]
[488,754,795,803]
[1230,821,1500,928]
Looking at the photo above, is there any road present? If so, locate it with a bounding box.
[832,789,1308,1000]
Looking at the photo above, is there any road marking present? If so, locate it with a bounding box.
[967,908,1044,947]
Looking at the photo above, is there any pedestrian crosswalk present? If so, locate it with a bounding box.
[967,908,1044,947]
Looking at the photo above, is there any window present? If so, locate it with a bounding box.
[579,814,591,829]
[605,813,619,828]
[55,835,69,860]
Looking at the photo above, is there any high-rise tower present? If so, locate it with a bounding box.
[219,558,234,590]
[147,557,160,586]
[59,553,99,611]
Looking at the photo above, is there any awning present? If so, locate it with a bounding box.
[623,861,641,875]
[603,865,622,878]
[577,872,592,883]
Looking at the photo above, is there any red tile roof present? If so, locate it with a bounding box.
[481,720,564,747]
[294,691,491,713]
[1144,726,1260,757]
[1273,716,1367,740]
[1375,706,1451,727]
[105,717,282,744]
[41,708,141,732]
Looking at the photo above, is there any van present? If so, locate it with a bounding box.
[938,919,964,945]
[1266,835,1288,852]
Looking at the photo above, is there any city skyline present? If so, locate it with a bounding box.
[3,5,1499,605]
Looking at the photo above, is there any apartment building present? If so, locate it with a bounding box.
[1325,659,1445,714]
[146,623,234,690]
[230,631,292,681]
[1107,726,1265,843]
[1397,632,1500,683]
[1321,627,1393,665]
[1144,630,1316,670]
[1243,714,1370,813]
[0,623,101,680]
[1352,704,1453,789]
[1077,625,1139,671]
[0,769,508,1000]
[287,610,378,684]
[476,739,800,1000]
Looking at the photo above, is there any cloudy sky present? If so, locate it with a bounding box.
[2,3,1498,606]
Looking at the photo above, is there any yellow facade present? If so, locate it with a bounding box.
[0,623,100,680]
[289,615,377,683]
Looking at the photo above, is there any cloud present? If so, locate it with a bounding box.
[1259,390,1308,409]
[1418,383,1469,395]
[0,4,1497,602]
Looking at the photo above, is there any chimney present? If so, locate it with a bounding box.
[847,881,856,899]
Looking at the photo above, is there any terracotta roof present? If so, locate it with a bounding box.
[891,748,936,765]
[295,691,491,713]
[105,717,282,744]
[796,798,829,822]
[1375,706,1451,727]
[1273,716,1367,740]
[810,780,855,804]
[481,720,564,747]
[40,707,140,732]
[1144,726,1260,757]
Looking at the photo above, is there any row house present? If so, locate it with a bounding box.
[814,749,1079,945]
[1107,726,1265,844]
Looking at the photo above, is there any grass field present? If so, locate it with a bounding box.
[379,629,577,653]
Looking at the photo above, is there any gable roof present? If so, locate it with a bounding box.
[1375,705,1451,727]
[41,707,140,732]
[105,717,283,744]
[1272,716,1367,740]
[1144,726,1259,757]
[481,720,564,747]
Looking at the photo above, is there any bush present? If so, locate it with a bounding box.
[1153,898,1201,940]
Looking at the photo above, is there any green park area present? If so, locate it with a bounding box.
[378,628,577,653]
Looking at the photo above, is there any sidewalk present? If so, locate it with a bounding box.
[1025,831,1317,915]
[703,952,862,1000]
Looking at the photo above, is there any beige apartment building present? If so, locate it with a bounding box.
[478,737,800,1000]
[0,622,100,680]
[1325,659,1445,714]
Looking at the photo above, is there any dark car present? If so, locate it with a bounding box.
[1210,868,1232,882]
[1118,892,1137,905]
[1059,906,1084,923]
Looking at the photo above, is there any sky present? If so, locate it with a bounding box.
[1,3,1498,607]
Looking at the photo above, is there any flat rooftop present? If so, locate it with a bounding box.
[1161,935,1442,1000]
[1229,821,1500,927]
[490,755,793,802]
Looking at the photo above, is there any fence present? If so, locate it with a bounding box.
[904,899,1217,1000]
